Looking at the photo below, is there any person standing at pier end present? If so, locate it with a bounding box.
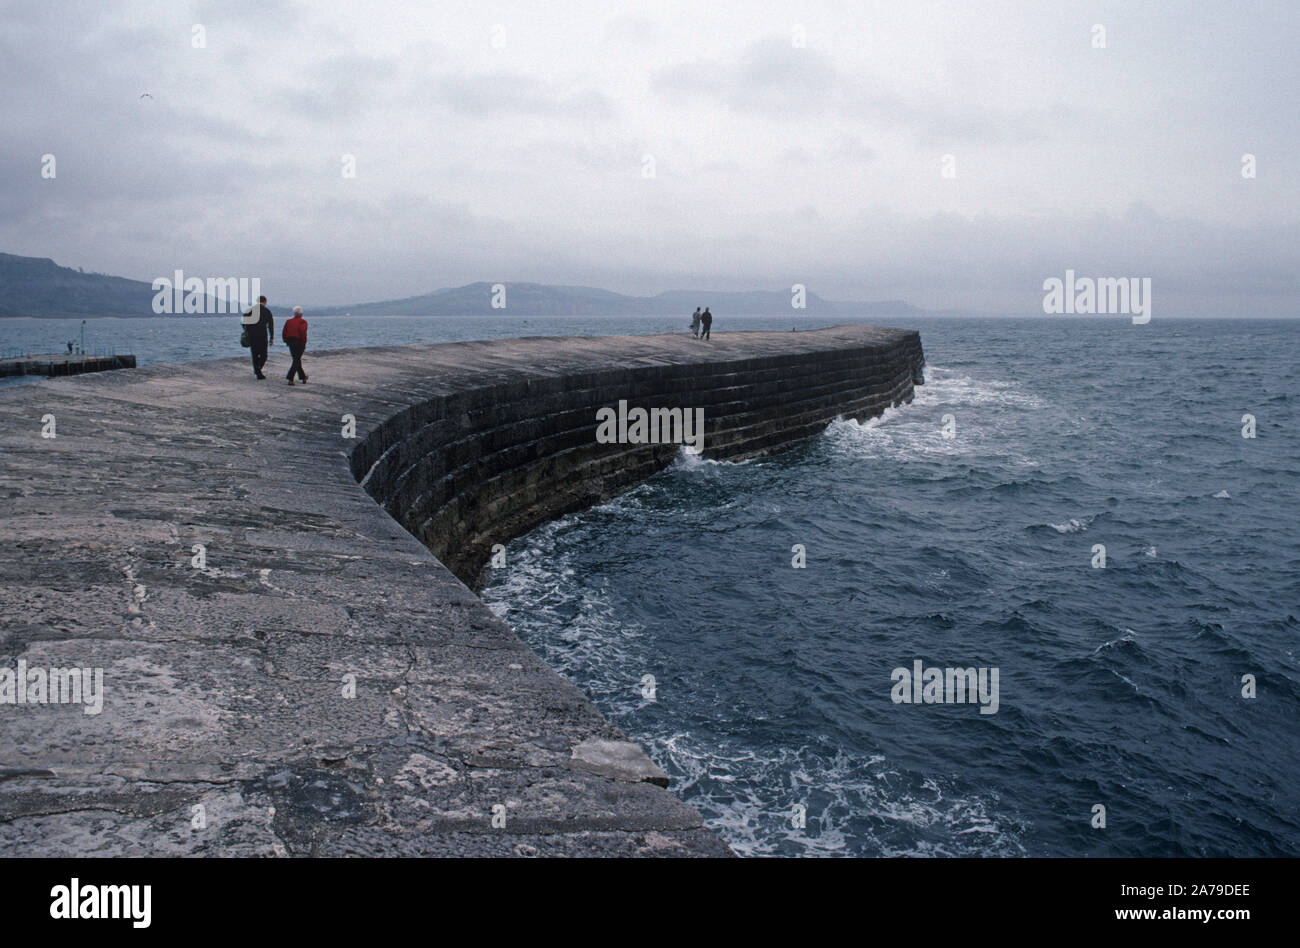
[241,295,274,379]
[690,307,702,338]
[282,306,309,385]
[700,306,713,340]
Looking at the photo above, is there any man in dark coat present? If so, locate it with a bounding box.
[241,295,274,378]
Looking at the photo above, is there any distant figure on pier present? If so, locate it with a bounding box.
[700,307,713,340]
[690,307,702,338]
[282,306,309,385]
[241,296,274,379]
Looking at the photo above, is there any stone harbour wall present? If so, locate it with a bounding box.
[0,326,922,857]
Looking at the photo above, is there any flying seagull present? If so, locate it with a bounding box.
[139,93,153,99]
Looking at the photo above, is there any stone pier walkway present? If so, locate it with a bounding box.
[0,327,922,856]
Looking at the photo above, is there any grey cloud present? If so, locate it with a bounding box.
[729,38,841,109]
[436,74,617,119]
[652,58,735,99]
[654,35,1065,144]
[602,13,659,46]
[277,53,405,117]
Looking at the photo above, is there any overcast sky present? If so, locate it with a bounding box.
[2,0,1296,314]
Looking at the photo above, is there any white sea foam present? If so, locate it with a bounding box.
[1110,669,1141,694]
[1050,517,1089,534]
[671,445,753,472]
[822,366,1050,467]
[1091,628,1137,655]
[916,370,1051,410]
[649,732,1024,858]
[483,519,649,711]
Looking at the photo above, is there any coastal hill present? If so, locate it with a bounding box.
[313,282,923,317]
[0,251,922,318]
[0,252,161,317]
[0,252,233,318]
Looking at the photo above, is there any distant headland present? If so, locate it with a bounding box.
[0,252,923,319]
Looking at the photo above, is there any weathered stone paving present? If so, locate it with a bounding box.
[0,326,923,856]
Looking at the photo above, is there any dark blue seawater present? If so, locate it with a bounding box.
[480,317,1300,857]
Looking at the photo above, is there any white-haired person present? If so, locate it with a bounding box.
[281,306,309,385]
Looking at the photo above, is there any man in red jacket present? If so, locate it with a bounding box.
[282,306,309,385]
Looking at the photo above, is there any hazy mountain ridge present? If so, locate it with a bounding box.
[314,281,923,317]
[0,253,923,318]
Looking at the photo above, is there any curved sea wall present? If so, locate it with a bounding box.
[0,326,921,857]
[353,326,924,587]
